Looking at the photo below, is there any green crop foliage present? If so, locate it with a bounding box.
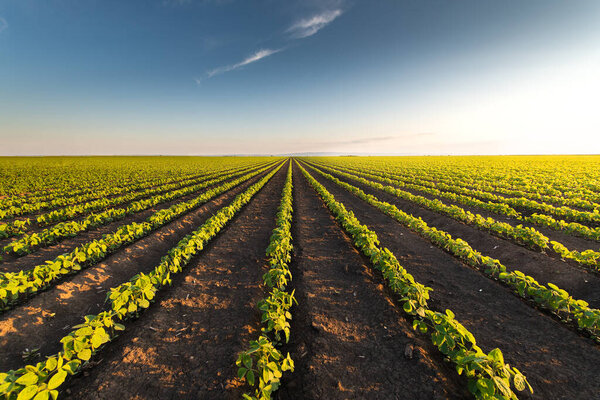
[306,160,600,272]
[237,164,296,400]
[303,162,600,343]
[0,161,285,400]
[2,162,274,256]
[298,161,532,400]
[0,162,280,312]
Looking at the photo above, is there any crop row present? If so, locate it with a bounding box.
[0,162,283,400]
[330,156,600,204]
[34,162,268,226]
[298,162,531,400]
[309,161,600,270]
[0,158,274,211]
[237,164,295,400]
[2,162,275,256]
[331,161,599,236]
[325,161,600,226]
[303,162,600,342]
[346,159,600,210]
[0,165,192,209]
[0,161,271,240]
[38,161,272,226]
[0,168,207,220]
[0,162,279,312]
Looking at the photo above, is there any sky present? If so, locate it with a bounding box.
[0,0,599,156]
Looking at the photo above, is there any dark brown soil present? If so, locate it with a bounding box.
[60,162,288,399]
[277,163,469,400]
[3,158,600,400]
[0,165,270,272]
[312,163,600,309]
[302,161,600,400]
[0,167,275,372]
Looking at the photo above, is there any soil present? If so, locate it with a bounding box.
[60,161,288,399]
[301,161,600,399]
[276,164,469,399]
[0,165,269,272]
[0,167,273,371]
[311,162,600,308]
[1,159,599,400]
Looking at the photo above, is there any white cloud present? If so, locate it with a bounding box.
[287,9,342,39]
[0,17,7,33]
[198,48,282,82]
[194,8,343,83]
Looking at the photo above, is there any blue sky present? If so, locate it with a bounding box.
[0,0,599,155]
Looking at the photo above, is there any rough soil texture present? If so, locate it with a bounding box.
[0,166,268,272]
[0,168,273,372]
[276,164,469,400]
[303,161,600,400]
[60,162,287,399]
[314,163,600,309]
[3,159,600,400]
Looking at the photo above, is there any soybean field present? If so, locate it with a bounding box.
[1,155,600,400]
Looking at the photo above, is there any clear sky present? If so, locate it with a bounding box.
[0,0,599,155]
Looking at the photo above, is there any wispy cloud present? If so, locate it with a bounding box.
[287,9,342,39]
[0,17,7,34]
[196,7,343,83]
[197,48,282,83]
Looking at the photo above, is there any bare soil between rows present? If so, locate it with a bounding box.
[0,167,274,372]
[0,165,270,272]
[302,161,600,400]
[276,164,469,399]
[3,159,599,400]
[312,162,600,308]
[59,161,289,399]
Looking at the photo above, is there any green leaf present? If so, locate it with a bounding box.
[91,333,106,349]
[114,323,125,331]
[33,390,50,400]
[246,370,255,386]
[17,385,39,400]
[487,348,504,365]
[492,376,512,398]
[74,327,93,337]
[44,357,58,372]
[77,348,92,361]
[475,378,495,396]
[513,373,526,392]
[243,354,252,369]
[15,372,39,386]
[63,360,81,374]
[412,320,419,331]
[47,370,67,390]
